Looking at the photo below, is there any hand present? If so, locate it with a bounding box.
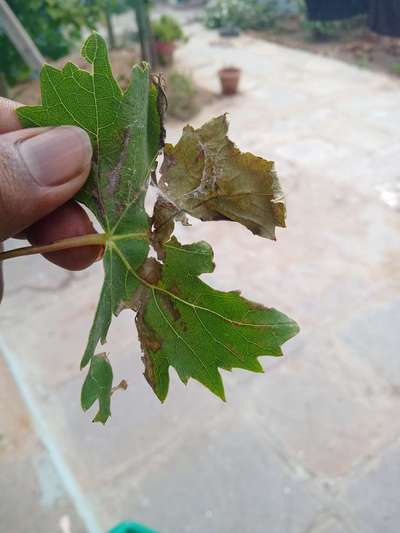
[0,97,102,301]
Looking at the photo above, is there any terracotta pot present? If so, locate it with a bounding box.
[218,67,241,96]
[155,40,176,66]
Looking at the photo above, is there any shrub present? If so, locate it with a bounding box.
[1,1,66,84]
[166,70,199,121]
[295,0,366,42]
[205,0,279,31]
[391,63,400,77]
[152,14,185,43]
[0,0,129,85]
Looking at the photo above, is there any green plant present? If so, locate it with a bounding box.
[390,63,400,76]
[166,70,199,121]
[0,0,130,85]
[1,34,299,423]
[358,53,371,69]
[205,0,279,31]
[303,19,339,41]
[296,0,366,42]
[0,0,75,84]
[152,14,185,43]
[294,1,336,41]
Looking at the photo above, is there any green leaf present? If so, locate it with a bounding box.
[17,33,163,373]
[81,353,113,424]
[136,238,299,401]
[159,114,286,240]
[17,32,162,227]
[16,33,299,423]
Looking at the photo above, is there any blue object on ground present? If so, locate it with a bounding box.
[109,522,160,533]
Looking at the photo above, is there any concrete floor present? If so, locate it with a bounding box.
[1,16,400,533]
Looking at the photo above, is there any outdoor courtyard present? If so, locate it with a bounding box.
[1,5,400,533]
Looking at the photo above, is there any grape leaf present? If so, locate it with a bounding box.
[17,33,299,424]
[17,33,163,423]
[81,353,113,424]
[159,114,285,240]
[136,238,299,401]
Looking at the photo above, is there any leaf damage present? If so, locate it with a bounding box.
[159,114,286,240]
[17,33,299,424]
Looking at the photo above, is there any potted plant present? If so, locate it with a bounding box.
[152,15,186,66]
[218,66,241,96]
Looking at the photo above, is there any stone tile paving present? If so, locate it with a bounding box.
[1,15,400,533]
[0,355,86,533]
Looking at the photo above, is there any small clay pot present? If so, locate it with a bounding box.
[218,67,241,96]
[155,40,176,66]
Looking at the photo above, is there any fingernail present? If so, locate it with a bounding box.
[18,126,92,187]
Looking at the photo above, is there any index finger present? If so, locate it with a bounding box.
[0,97,22,133]
[0,97,22,301]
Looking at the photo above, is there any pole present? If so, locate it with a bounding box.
[0,0,45,78]
[134,0,157,67]
[0,72,8,97]
[105,2,116,50]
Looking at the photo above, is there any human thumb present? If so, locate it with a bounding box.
[0,126,92,241]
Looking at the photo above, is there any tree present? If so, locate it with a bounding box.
[0,0,99,84]
[130,0,157,65]
[0,0,131,84]
[0,0,45,82]
[85,0,134,50]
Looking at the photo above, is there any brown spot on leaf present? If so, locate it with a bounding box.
[169,284,181,298]
[159,148,176,177]
[91,187,106,222]
[111,379,128,395]
[195,149,205,163]
[143,337,161,352]
[150,197,178,259]
[160,293,181,322]
[179,320,188,332]
[136,297,162,391]
[106,128,131,195]
[152,73,167,148]
[138,258,163,285]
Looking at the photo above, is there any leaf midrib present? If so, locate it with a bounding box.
[110,240,296,331]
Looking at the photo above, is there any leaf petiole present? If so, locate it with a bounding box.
[0,233,108,262]
[0,231,150,262]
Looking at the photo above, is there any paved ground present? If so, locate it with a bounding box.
[1,13,400,533]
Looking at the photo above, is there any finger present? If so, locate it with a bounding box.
[0,243,3,302]
[0,97,22,303]
[0,97,22,133]
[26,202,103,271]
[0,126,92,241]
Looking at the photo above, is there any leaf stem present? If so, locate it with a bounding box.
[0,233,108,262]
